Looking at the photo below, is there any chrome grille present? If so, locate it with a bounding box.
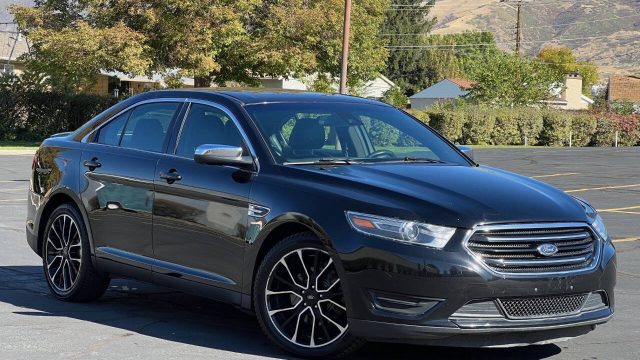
[466,224,599,275]
[499,294,588,319]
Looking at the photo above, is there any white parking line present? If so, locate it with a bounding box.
[566,184,640,193]
[532,172,580,179]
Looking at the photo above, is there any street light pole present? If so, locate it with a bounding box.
[339,0,352,94]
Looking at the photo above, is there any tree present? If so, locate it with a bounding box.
[381,86,408,108]
[537,46,599,95]
[11,0,389,92]
[11,7,149,92]
[381,0,439,95]
[467,51,556,106]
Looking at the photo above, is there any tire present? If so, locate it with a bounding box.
[42,203,110,302]
[253,232,365,359]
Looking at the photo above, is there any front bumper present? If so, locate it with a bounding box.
[337,231,616,346]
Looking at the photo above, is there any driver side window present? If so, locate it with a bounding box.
[175,103,245,159]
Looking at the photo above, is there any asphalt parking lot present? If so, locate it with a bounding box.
[0,147,638,359]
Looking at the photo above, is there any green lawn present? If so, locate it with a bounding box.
[0,141,41,150]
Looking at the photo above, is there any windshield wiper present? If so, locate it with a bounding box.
[402,157,446,163]
[284,158,359,166]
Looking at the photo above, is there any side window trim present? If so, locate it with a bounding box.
[174,99,259,171]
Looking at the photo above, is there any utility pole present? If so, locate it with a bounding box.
[501,0,527,55]
[339,0,352,94]
[515,1,522,55]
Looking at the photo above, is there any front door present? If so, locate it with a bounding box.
[152,102,254,293]
[80,101,182,277]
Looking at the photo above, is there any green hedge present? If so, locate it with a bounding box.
[0,87,117,141]
[413,105,639,147]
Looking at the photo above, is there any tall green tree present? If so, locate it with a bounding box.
[467,51,556,106]
[381,0,439,95]
[537,46,599,95]
[12,0,389,91]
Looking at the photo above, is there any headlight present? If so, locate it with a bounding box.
[345,211,456,249]
[574,197,608,241]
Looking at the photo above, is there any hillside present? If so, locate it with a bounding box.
[428,0,640,76]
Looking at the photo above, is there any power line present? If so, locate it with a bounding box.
[385,33,639,49]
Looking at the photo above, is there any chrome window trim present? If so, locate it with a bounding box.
[81,97,188,144]
[462,222,602,278]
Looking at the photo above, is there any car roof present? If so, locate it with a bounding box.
[146,88,390,106]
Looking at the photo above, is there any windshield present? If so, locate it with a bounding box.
[244,102,470,166]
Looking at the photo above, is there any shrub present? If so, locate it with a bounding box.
[491,108,521,145]
[617,116,640,146]
[406,109,429,125]
[514,107,544,145]
[0,83,117,141]
[426,109,465,143]
[593,117,617,146]
[462,106,495,145]
[570,114,597,147]
[539,110,572,146]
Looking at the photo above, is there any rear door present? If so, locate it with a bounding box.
[152,101,254,295]
[80,101,183,279]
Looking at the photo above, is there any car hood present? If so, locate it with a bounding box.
[285,163,588,229]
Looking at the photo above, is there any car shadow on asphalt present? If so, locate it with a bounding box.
[0,265,561,359]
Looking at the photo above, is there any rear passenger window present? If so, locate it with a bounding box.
[119,103,180,153]
[96,111,129,146]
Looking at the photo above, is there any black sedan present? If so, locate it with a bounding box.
[26,90,615,358]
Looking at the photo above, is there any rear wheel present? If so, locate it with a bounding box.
[254,232,364,358]
[42,203,110,302]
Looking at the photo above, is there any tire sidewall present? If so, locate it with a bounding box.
[42,204,91,299]
[253,233,358,358]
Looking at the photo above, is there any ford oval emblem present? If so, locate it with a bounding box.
[537,243,558,256]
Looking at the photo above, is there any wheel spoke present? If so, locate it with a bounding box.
[319,298,346,312]
[315,258,333,291]
[318,278,340,293]
[268,297,303,316]
[279,258,306,290]
[296,250,311,289]
[308,308,317,347]
[291,306,310,344]
[47,237,62,251]
[318,304,347,333]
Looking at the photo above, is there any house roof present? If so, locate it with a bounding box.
[409,78,471,100]
[608,76,640,103]
[449,78,474,90]
[0,24,29,61]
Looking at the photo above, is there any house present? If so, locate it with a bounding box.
[542,74,594,111]
[0,24,28,75]
[607,75,640,106]
[257,74,395,100]
[409,78,473,110]
[257,76,308,91]
[358,75,396,99]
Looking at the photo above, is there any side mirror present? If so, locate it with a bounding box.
[194,144,254,167]
[457,145,474,160]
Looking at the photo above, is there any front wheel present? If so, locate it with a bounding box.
[253,232,364,358]
[42,203,110,302]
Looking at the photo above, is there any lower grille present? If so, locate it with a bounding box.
[465,223,599,274]
[499,294,588,319]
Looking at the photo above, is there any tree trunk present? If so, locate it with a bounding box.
[194,76,212,88]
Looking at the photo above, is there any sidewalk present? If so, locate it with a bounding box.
[0,149,36,156]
